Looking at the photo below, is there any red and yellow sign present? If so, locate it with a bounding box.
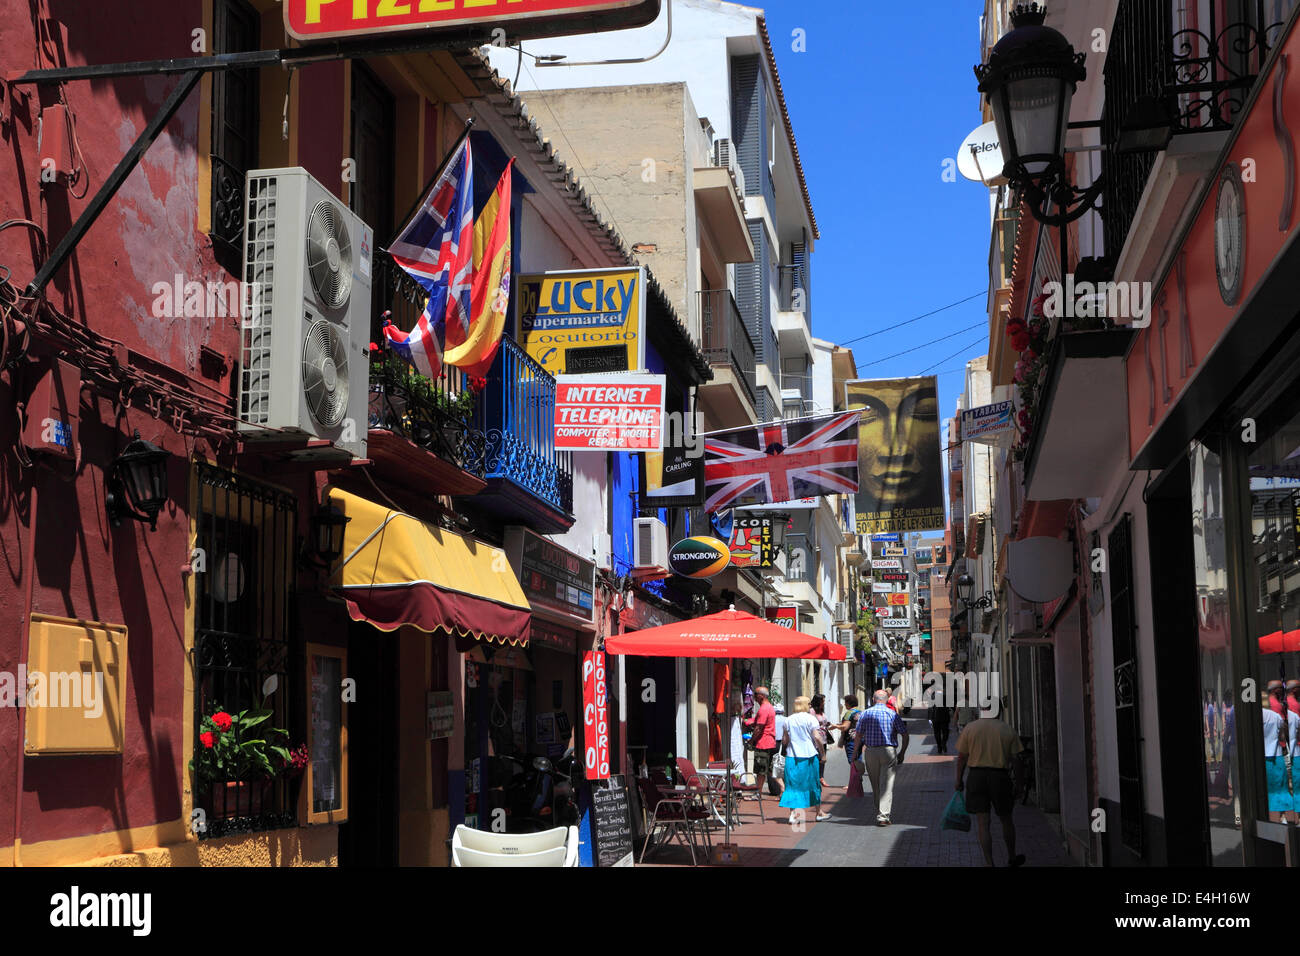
[284,0,656,42]
[885,592,909,606]
[765,606,798,630]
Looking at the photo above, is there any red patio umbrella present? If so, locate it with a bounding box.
[605,608,847,852]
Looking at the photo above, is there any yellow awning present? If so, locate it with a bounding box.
[326,489,530,646]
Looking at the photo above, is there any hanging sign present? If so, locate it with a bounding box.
[284,0,660,43]
[582,651,610,780]
[668,536,731,578]
[727,516,774,568]
[961,400,1016,447]
[871,559,903,570]
[519,267,646,374]
[554,373,665,450]
[886,593,910,606]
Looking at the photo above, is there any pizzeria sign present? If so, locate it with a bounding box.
[284,0,659,42]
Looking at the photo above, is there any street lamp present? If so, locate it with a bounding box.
[106,430,170,530]
[975,2,1103,276]
[307,503,351,567]
[956,572,994,611]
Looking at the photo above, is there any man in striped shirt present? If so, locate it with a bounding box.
[854,689,910,825]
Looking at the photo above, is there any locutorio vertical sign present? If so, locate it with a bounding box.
[582,651,610,780]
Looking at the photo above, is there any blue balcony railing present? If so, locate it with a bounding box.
[475,336,573,516]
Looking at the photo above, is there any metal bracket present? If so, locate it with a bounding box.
[25,69,202,298]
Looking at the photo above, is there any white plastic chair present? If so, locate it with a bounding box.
[451,824,579,867]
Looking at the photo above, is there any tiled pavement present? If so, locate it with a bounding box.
[639,710,1074,867]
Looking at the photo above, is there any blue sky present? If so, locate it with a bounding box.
[761,0,993,432]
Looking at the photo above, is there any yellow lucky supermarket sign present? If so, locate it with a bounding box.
[518,267,645,375]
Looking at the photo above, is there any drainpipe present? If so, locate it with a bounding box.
[13,478,37,867]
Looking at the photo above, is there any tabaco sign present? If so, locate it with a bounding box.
[284,0,659,42]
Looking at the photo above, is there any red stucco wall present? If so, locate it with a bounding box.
[0,0,343,849]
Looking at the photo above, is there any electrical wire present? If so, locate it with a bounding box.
[919,336,987,375]
[838,292,985,347]
[855,321,987,370]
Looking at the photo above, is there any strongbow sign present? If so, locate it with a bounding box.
[284,0,659,43]
[668,537,730,579]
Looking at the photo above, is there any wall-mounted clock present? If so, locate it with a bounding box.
[1215,163,1245,306]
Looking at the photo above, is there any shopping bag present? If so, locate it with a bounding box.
[941,791,972,832]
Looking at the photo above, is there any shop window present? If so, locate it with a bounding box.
[192,463,297,837]
[1240,394,1300,828]
[210,0,260,275]
[304,643,349,825]
[1191,441,1242,864]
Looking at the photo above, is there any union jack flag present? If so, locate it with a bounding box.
[383,137,474,378]
[703,411,860,511]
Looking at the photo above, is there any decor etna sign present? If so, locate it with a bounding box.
[284,0,659,42]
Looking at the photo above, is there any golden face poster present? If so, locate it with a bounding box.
[845,376,945,534]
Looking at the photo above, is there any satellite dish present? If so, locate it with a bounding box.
[957,121,1007,186]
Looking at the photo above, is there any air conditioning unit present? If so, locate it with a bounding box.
[834,601,850,625]
[713,137,746,197]
[594,531,614,572]
[632,517,669,578]
[238,167,373,459]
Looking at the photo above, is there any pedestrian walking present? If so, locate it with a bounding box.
[835,695,864,798]
[930,702,951,755]
[743,686,778,795]
[770,703,787,798]
[779,696,829,823]
[853,689,909,826]
[811,693,831,789]
[954,705,1026,867]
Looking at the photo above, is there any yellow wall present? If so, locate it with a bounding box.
[2,821,337,867]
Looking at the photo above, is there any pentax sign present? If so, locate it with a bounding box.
[284,0,660,43]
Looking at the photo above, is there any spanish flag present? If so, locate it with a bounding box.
[444,158,513,379]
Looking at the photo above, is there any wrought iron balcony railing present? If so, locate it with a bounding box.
[1101,0,1297,254]
[474,335,573,517]
[368,250,486,478]
[698,289,756,405]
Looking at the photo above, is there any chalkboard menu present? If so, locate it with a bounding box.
[589,775,634,867]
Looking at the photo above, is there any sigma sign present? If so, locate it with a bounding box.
[284,0,659,42]
[668,537,730,579]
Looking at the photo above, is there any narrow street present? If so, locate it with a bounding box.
[644,710,1072,867]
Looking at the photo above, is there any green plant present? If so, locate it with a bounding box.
[373,350,476,428]
[190,706,292,783]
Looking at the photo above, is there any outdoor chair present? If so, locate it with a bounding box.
[636,775,713,866]
[707,760,765,824]
[451,824,579,867]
